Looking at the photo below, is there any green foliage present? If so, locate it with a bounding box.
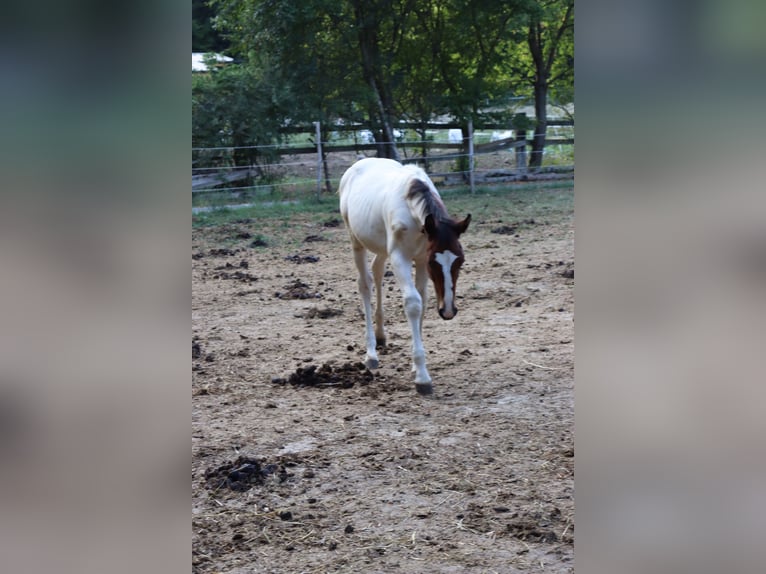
[192,63,289,168]
[198,0,574,158]
[494,1,574,107]
[511,112,534,131]
[193,0,228,52]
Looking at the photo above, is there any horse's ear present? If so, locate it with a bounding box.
[457,213,471,235]
[424,214,438,238]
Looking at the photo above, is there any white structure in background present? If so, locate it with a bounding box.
[490,130,513,141]
[448,129,463,143]
[192,52,233,72]
[358,129,403,143]
[358,129,374,143]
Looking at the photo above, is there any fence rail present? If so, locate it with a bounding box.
[276,118,574,133]
[192,118,574,196]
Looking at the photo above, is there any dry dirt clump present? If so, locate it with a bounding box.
[274,279,322,299]
[285,254,320,264]
[271,362,374,388]
[204,455,288,492]
[193,185,574,573]
[301,306,343,319]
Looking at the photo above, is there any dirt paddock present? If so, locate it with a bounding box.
[192,185,574,573]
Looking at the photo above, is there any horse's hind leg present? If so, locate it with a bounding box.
[352,243,379,369]
[371,254,388,348]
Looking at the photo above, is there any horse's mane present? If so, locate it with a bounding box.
[405,173,449,226]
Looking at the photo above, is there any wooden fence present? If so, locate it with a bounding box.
[192,117,574,195]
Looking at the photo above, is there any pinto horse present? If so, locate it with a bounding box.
[339,158,471,394]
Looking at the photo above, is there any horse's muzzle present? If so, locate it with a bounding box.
[438,306,457,320]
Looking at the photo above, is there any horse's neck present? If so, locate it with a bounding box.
[405,181,447,226]
[406,201,428,228]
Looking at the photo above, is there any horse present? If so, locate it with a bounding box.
[338,158,471,394]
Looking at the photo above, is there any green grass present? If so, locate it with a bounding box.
[442,183,573,225]
[193,182,572,230]
[193,194,340,228]
[192,178,321,209]
[540,143,574,166]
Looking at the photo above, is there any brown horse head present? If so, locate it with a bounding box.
[424,213,471,319]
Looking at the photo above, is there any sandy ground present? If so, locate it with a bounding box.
[192,185,574,573]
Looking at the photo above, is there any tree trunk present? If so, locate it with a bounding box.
[322,150,332,194]
[530,81,547,170]
[352,0,399,161]
[526,2,573,170]
[419,124,430,171]
[458,124,470,180]
[527,18,547,171]
[371,81,400,161]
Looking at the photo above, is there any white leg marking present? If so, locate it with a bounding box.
[434,250,459,317]
[372,254,387,346]
[390,251,431,385]
[353,246,379,368]
[414,260,428,334]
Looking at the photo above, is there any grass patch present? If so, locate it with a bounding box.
[442,184,573,226]
[193,182,572,233]
[192,180,320,209]
[193,194,340,228]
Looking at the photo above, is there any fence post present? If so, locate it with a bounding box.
[314,121,323,197]
[513,113,528,175]
[468,118,475,194]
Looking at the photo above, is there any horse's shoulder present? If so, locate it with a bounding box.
[389,209,425,246]
[390,218,414,235]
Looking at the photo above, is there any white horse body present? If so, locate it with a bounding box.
[340,158,432,258]
[339,158,470,394]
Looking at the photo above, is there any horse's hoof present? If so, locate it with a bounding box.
[415,383,433,395]
[366,357,379,369]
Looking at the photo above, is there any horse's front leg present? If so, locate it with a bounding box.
[414,259,428,335]
[390,251,432,394]
[352,245,379,369]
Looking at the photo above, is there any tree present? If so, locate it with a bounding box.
[192,63,289,175]
[203,0,574,172]
[348,0,402,159]
[513,0,573,169]
[193,0,228,53]
[422,0,531,173]
[213,0,423,160]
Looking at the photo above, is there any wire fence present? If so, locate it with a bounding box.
[192,120,574,202]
